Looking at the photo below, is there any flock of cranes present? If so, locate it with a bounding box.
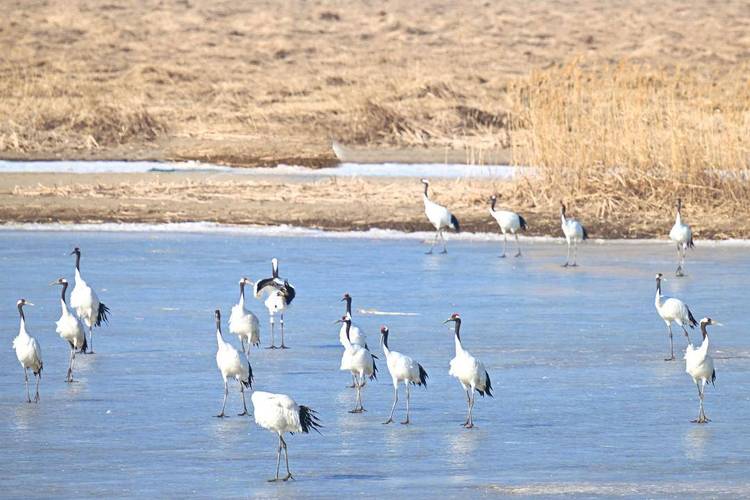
[422,178,694,276]
[10,181,720,482]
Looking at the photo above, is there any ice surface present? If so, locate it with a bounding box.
[1,229,749,498]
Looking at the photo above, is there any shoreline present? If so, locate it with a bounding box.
[2,171,747,240]
[4,221,750,246]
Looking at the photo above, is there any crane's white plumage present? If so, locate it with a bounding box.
[69,247,109,353]
[254,258,295,349]
[489,194,527,257]
[669,198,694,277]
[214,309,253,417]
[380,326,428,424]
[13,299,43,403]
[229,277,260,355]
[444,313,492,429]
[251,390,322,482]
[654,273,697,361]
[421,178,460,254]
[684,318,720,423]
[560,202,588,267]
[52,278,86,382]
[337,316,378,413]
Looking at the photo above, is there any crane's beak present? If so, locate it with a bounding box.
[333,319,343,324]
[340,297,346,302]
[714,322,723,326]
[26,302,35,307]
[443,318,453,324]
[49,280,58,286]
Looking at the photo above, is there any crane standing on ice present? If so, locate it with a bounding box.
[51,278,87,382]
[13,299,43,403]
[421,178,460,254]
[669,198,694,277]
[69,247,109,353]
[254,258,296,349]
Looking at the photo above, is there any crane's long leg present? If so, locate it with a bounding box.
[215,380,228,417]
[426,230,439,254]
[66,346,75,383]
[237,381,249,416]
[34,372,40,403]
[440,230,448,254]
[401,384,411,425]
[571,240,578,267]
[462,389,471,426]
[383,385,398,424]
[676,244,685,277]
[350,377,361,413]
[23,368,30,403]
[515,233,522,257]
[280,314,288,349]
[88,325,95,354]
[348,374,357,388]
[563,241,571,267]
[281,436,293,481]
[266,315,276,349]
[665,324,675,361]
[500,233,507,258]
[268,434,283,482]
[465,391,476,429]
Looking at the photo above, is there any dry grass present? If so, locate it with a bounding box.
[1,0,750,235]
[503,62,750,235]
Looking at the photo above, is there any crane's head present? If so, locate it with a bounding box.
[559,201,566,214]
[334,315,351,325]
[655,272,664,281]
[676,198,682,210]
[70,247,81,256]
[17,298,33,308]
[50,277,68,286]
[700,317,722,327]
[380,326,389,335]
[420,178,429,185]
[214,309,221,321]
[239,277,252,285]
[341,292,351,302]
[490,194,497,202]
[443,312,461,324]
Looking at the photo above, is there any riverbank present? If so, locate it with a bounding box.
[2,172,746,239]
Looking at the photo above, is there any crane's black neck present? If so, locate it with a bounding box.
[60,282,69,304]
[656,278,662,294]
[18,303,25,322]
[453,319,461,341]
[272,262,278,279]
[239,281,246,301]
[344,296,352,316]
[700,322,709,340]
[74,251,81,271]
[381,330,389,349]
[423,183,429,197]
[490,197,497,211]
[215,314,222,337]
[344,320,352,341]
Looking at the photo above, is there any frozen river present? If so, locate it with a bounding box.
[1,227,749,498]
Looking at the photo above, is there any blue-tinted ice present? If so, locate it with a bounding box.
[1,229,749,498]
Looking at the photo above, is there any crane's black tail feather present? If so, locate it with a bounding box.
[519,215,528,231]
[477,371,493,397]
[299,405,323,434]
[416,363,429,387]
[582,226,589,240]
[370,354,379,380]
[243,362,254,389]
[451,214,460,233]
[95,303,110,327]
